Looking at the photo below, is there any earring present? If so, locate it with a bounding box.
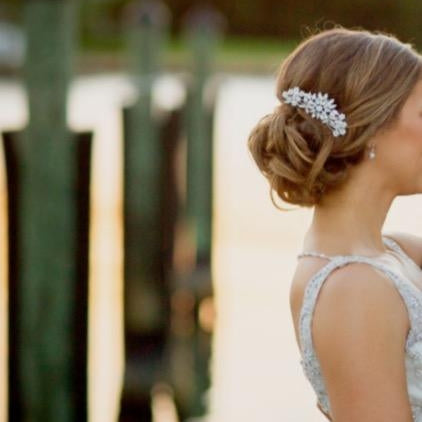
[368,144,376,160]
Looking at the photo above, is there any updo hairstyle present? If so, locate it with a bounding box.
[247,26,422,209]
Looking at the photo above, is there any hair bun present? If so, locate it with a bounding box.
[248,106,334,208]
[247,26,422,209]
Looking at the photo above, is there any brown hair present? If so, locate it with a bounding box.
[247,25,422,210]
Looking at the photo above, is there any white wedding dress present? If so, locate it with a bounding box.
[296,235,422,421]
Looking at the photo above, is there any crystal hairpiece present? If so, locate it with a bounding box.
[281,86,348,137]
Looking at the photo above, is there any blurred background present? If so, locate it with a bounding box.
[1,1,422,421]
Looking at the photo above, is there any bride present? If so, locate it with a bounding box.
[247,25,422,421]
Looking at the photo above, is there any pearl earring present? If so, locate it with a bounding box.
[368,144,376,160]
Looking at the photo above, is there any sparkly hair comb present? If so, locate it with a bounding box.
[281,86,348,137]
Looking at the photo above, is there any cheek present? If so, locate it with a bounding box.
[380,116,422,170]
[410,119,422,140]
[396,119,422,147]
[411,112,422,139]
[384,134,416,174]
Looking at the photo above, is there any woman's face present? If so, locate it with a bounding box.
[378,77,422,194]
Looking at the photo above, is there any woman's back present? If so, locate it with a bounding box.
[244,24,422,422]
[289,234,422,421]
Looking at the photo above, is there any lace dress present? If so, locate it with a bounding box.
[296,235,422,421]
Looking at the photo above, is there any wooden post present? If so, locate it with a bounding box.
[119,1,172,421]
[4,1,91,420]
[183,4,224,264]
[176,3,225,418]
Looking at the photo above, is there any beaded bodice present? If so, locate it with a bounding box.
[296,235,422,421]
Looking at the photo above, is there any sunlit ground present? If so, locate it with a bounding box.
[1,73,422,422]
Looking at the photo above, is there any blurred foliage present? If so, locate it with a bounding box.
[3,1,422,50]
[2,0,422,73]
[0,0,20,20]
[77,35,298,74]
[76,0,422,50]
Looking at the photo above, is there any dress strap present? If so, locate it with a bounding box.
[297,236,422,417]
[299,254,422,365]
[381,235,402,252]
[382,235,422,271]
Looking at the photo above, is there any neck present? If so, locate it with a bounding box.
[304,165,396,256]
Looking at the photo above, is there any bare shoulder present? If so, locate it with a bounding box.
[312,262,413,421]
[312,261,411,354]
[383,230,422,268]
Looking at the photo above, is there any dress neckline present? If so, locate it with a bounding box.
[297,235,394,261]
[297,234,422,297]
